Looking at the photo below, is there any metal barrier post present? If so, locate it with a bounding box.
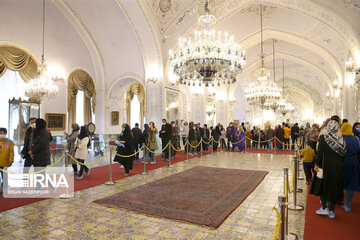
[288,157,304,211]
[105,145,115,185]
[209,139,213,157]
[278,195,286,240]
[168,140,173,168]
[283,167,299,240]
[141,143,146,175]
[185,141,189,163]
[60,149,72,198]
[274,139,277,155]
[200,138,203,157]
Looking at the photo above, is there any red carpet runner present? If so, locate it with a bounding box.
[0,148,294,212]
[304,187,360,240]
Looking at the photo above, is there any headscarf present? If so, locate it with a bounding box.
[341,122,354,136]
[143,123,150,139]
[35,118,46,131]
[352,122,360,137]
[71,123,80,133]
[78,126,88,140]
[324,120,346,156]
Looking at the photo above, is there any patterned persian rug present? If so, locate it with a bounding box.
[94,166,268,228]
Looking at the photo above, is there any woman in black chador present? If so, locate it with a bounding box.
[114,123,134,176]
[312,119,346,219]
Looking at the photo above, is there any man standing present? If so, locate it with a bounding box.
[21,117,36,173]
[275,124,284,150]
[265,124,275,152]
[131,123,142,162]
[283,124,291,150]
[159,119,172,161]
[0,128,14,193]
[180,121,189,153]
[201,124,210,152]
[291,123,300,150]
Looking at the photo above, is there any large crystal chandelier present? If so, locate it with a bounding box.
[25,0,58,100]
[279,59,295,115]
[244,5,281,107]
[169,1,246,87]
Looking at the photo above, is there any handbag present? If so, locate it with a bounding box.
[310,153,325,196]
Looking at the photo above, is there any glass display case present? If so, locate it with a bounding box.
[8,98,40,147]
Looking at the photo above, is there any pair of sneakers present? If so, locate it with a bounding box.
[316,208,336,218]
[76,169,91,180]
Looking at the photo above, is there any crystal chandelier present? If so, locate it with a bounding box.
[279,59,295,116]
[25,0,58,101]
[245,5,281,107]
[169,1,246,87]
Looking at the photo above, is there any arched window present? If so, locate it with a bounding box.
[67,70,96,130]
[0,70,28,129]
[125,82,145,128]
[130,94,141,128]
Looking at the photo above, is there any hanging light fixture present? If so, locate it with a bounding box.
[244,5,281,107]
[25,0,58,101]
[279,59,295,116]
[169,0,246,87]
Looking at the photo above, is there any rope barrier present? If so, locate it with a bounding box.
[222,136,246,145]
[171,144,184,152]
[68,152,109,166]
[144,142,170,154]
[271,206,282,240]
[0,154,65,175]
[245,136,275,143]
[188,140,202,148]
[112,145,144,157]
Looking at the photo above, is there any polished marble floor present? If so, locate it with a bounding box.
[0,151,307,240]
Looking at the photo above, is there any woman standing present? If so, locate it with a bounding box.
[220,126,226,149]
[75,126,90,180]
[314,120,346,219]
[212,126,221,152]
[65,123,80,175]
[148,122,158,164]
[341,122,360,212]
[114,124,134,176]
[237,126,246,152]
[29,118,51,168]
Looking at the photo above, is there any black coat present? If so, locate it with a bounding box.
[200,128,210,139]
[160,123,172,139]
[21,127,34,159]
[31,128,51,166]
[291,126,299,138]
[275,127,284,140]
[189,128,196,141]
[314,135,344,202]
[131,127,142,145]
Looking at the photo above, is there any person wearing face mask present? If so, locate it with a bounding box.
[29,119,51,168]
[21,118,36,173]
[65,123,80,175]
[159,119,172,161]
[0,128,14,193]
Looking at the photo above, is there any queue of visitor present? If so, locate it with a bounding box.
[0,115,359,220]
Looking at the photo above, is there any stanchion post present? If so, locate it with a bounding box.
[185,141,189,163]
[288,157,304,211]
[141,143,146,175]
[105,145,115,185]
[168,140,173,168]
[59,149,72,198]
[200,138,203,157]
[274,138,277,155]
[279,195,286,240]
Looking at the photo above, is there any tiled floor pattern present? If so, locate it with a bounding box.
[0,151,307,240]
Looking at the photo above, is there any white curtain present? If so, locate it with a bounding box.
[0,70,27,130]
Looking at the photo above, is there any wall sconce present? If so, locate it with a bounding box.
[147,77,158,83]
[345,58,360,84]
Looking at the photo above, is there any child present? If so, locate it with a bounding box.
[0,128,14,193]
[300,141,316,185]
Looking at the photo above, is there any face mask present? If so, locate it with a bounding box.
[356,128,360,132]
[0,134,6,139]
[193,127,196,130]
[30,123,36,129]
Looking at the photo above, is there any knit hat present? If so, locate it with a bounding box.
[341,122,354,136]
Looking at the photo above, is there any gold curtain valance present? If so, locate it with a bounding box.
[0,46,39,82]
[67,69,96,113]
